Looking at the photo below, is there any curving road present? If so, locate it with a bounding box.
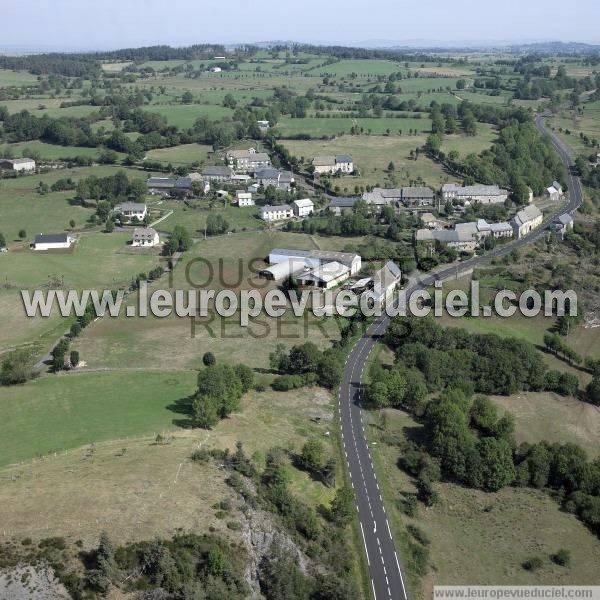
[339,115,582,600]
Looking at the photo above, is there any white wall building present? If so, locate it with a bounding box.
[293,198,314,217]
[115,203,148,221]
[297,261,351,289]
[545,181,563,202]
[0,158,36,172]
[259,204,294,221]
[236,191,255,206]
[442,183,508,205]
[132,227,160,247]
[312,154,354,175]
[32,233,75,251]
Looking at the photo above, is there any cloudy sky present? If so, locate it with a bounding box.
[1,0,598,50]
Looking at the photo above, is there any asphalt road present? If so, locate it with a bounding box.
[338,115,582,600]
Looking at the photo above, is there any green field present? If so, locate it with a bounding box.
[0,370,197,467]
[282,134,448,192]
[275,115,432,137]
[1,140,121,160]
[155,200,262,234]
[145,142,213,165]
[0,69,38,87]
[147,103,234,128]
[440,122,498,156]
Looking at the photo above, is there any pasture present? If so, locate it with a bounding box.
[275,115,432,137]
[282,134,449,191]
[368,406,600,595]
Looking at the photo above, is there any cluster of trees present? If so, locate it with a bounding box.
[450,119,564,200]
[163,225,192,255]
[0,347,39,385]
[75,170,145,211]
[269,341,343,391]
[515,441,600,535]
[384,316,579,397]
[297,439,337,487]
[192,362,254,428]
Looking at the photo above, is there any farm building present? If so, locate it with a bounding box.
[297,261,350,289]
[259,204,294,221]
[415,229,478,253]
[259,259,308,281]
[132,227,160,247]
[292,198,314,217]
[202,166,233,183]
[328,197,359,215]
[420,213,442,228]
[399,186,435,208]
[0,157,36,172]
[147,177,177,195]
[441,183,508,205]
[267,248,362,276]
[32,233,75,251]
[362,187,402,208]
[312,154,354,175]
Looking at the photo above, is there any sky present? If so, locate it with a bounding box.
[1,0,599,51]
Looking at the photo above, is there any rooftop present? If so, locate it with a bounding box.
[34,233,69,244]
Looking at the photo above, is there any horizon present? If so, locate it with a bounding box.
[1,0,599,52]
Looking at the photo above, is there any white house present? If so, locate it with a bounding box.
[236,191,255,206]
[293,198,314,217]
[511,205,543,238]
[115,202,148,222]
[259,204,294,221]
[312,154,354,175]
[32,233,75,251]
[132,227,160,247]
[0,157,36,172]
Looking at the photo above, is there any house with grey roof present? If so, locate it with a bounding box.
[259,204,294,222]
[132,227,160,247]
[114,203,148,222]
[551,213,574,239]
[312,154,354,175]
[226,148,271,172]
[400,186,435,208]
[328,197,360,215]
[511,205,543,238]
[202,165,234,182]
[255,168,295,190]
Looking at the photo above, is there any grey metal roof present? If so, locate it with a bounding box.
[401,186,434,199]
[34,233,68,244]
[116,202,146,211]
[147,177,176,188]
[335,154,353,163]
[269,248,311,258]
[330,197,359,207]
[255,167,280,179]
[202,166,233,176]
